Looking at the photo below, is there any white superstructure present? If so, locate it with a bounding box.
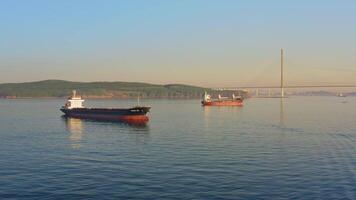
[203,91,212,102]
[63,90,85,109]
[203,92,242,102]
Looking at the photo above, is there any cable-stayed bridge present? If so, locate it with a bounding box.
[212,85,356,97]
[212,84,356,90]
[211,49,356,97]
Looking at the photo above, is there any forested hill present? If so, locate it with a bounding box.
[0,80,209,98]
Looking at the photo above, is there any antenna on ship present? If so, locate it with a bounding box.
[137,93,140,106]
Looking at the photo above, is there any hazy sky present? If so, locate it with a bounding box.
[1,0,356,87]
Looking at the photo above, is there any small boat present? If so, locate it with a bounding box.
[201,92,243,106]
[60,90,150,124]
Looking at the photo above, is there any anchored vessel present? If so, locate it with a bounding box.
[60,91,150,123]
[201,92,243,106]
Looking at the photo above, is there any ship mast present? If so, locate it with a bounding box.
[280,48,285,98]
[137,93,140,106]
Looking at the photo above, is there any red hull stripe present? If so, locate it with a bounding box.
[202,101,243,106]
[66,113,149,123]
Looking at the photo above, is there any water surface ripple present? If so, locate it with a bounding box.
[0,97,355,199]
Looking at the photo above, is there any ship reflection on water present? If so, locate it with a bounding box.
[63,116,149,128]
[203,105,243,129]
[280,98,285,127]
[64,117,84,149]
[202,98,286,128]
[62,116,149,148]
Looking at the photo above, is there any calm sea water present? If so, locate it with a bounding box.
[0,97,355,199]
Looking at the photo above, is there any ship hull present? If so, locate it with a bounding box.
[201,100,243,106]
[60,107,150,124]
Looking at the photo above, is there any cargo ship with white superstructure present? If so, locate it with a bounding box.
[201,92,243,106]
[60,91,150,124]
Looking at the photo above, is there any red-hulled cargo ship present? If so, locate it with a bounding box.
[201,92,243,106]
[60,91,150,124]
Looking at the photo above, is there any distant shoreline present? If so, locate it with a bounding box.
[1,80,354,99]
[1,95,355,100]
[1,96,204,100]
[0,79,249,100]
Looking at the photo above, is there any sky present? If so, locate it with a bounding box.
[0,0,356,87]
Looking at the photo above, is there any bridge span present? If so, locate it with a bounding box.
[212,85,356,91]
[211,49,356,97]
